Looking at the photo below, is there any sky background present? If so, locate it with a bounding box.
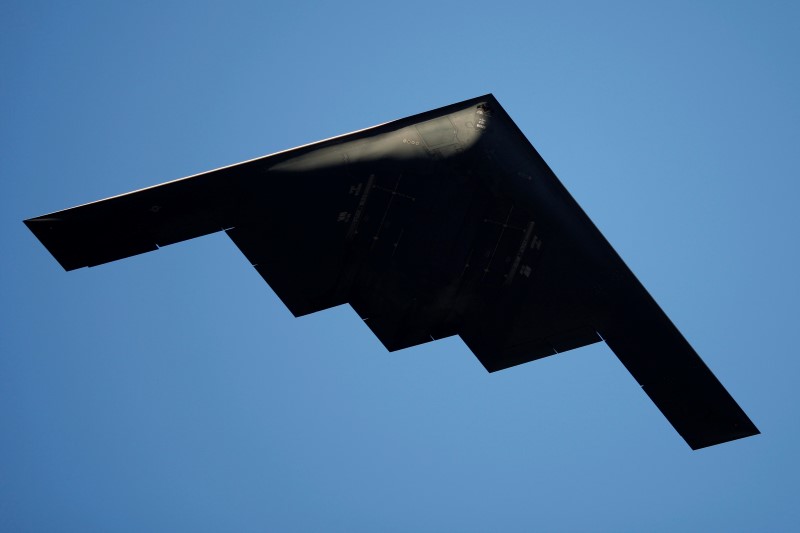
[2,1,799,531]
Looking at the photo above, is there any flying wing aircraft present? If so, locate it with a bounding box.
[24,94,758,449]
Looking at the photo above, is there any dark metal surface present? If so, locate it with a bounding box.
[24,95,759,449]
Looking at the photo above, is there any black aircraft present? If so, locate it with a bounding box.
[25,95,758,450]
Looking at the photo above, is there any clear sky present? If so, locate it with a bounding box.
[2,1,798,531]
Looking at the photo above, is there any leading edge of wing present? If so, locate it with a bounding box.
[24,95,498,271]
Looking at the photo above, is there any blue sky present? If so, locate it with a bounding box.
[2,1,798,531]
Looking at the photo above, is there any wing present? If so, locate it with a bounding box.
[24,95,758,449]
